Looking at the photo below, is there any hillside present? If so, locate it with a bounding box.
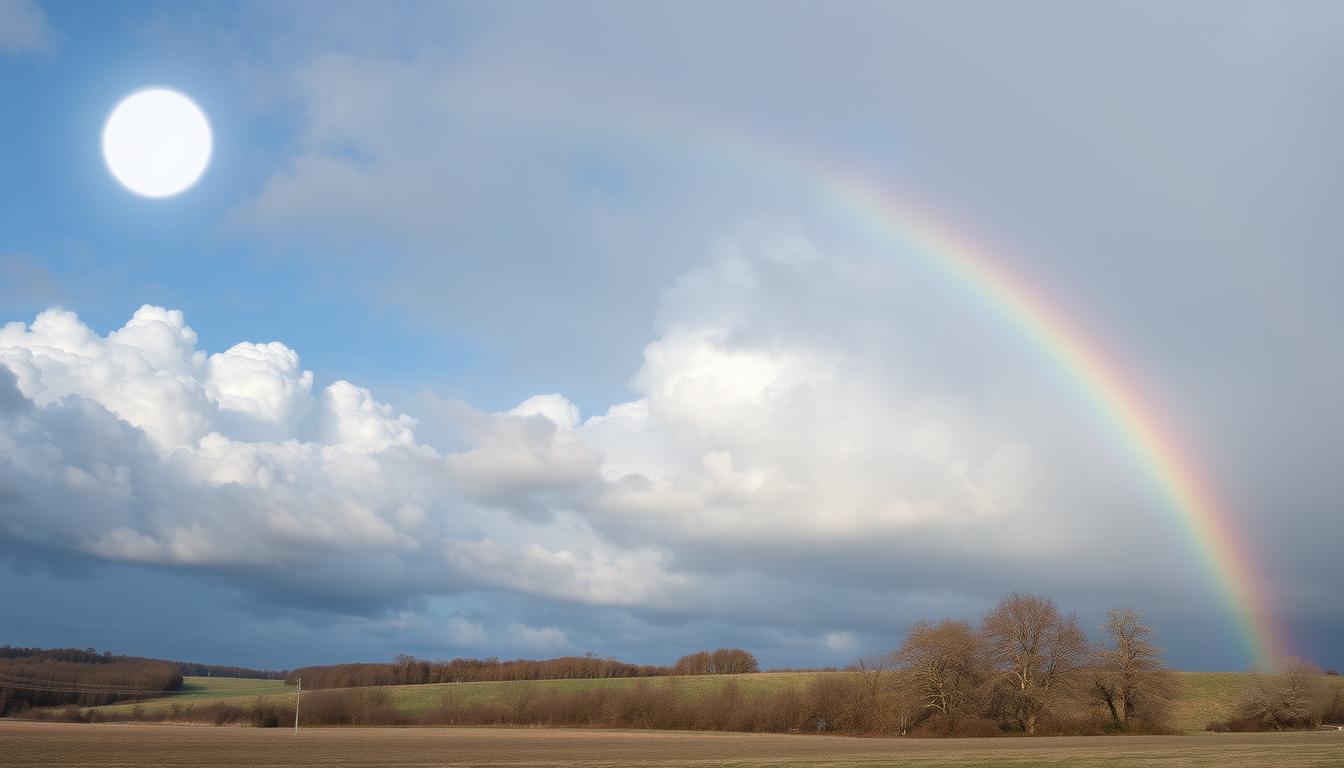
[84,671,1344,733]
[0,647,184,714]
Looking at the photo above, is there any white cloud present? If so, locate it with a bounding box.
[444,413,595,511]
[0,239,1054,636]
[572,241,1041,549]
[0,306,667,605]
[506,623,569,652]
[319,380,418,452]
[0,0,53,55]
[445,617,489,647]
[507,394,580,431]
[0,306,215,449]
[823,631,856,652]
[206,342,314,441]
[443,537,685,607]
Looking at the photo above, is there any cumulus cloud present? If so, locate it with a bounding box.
[206,342,314,441]
[0,304,673,612]
[578,238,1043,554]
[0,240,1058,654]
[508,394,580,431]
[0,0,53,55]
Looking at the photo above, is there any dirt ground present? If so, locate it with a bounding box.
[3,720,1342,768]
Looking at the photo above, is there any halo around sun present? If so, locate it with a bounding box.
[102,88,212,198]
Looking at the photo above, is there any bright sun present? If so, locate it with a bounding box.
[102,88,212,198]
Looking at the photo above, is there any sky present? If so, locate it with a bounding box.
[1,0,1342,672]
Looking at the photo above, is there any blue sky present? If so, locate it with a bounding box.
[1,1,455,401]
[2,0,1343,671]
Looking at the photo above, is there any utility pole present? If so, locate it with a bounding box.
[294,677,301,734]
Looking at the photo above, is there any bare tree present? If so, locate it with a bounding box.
[893,619,985,720]
[1091,608,1173,729]
[1237,657,1327,730]
[673,648,758,675]
[392,654,419,685]
[835,655,923,735]
[981,592,1091,734]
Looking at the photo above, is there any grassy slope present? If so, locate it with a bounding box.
[163,677,291,701]
[375,670,819,715]
[89,671,1344,733]
[88,677,291,713]
[1169,672,1259,732]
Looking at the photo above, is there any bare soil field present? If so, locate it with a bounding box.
[4,720,1342,768]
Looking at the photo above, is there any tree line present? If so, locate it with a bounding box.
[672,648,759,675]
[286,653,675,689]
[289,648,762,690]
[0,646,183,715]
[172,660,284,679]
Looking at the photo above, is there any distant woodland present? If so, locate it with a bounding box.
[286,649,760,689]
[0,646,286,716]
[172,660,284,680]
[293,655,650,688]
[284,645,768,688]
[0,647,183,714]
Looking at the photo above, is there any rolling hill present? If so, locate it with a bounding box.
[82,671,1344,733]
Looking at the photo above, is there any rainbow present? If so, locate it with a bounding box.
[812,167,1285,667]
[512,92,1285,664]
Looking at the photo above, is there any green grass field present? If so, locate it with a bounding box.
[87,676,290,714]
[1168,672,1264,732]
[154,676,291,701]
[88,671,1344,733]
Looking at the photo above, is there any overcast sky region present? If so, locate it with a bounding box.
[1,1,1342,672]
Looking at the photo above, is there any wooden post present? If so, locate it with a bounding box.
[294,677,301,734]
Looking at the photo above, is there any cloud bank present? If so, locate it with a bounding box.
[0,237,1068,658]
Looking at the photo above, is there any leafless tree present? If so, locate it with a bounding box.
[1237,656,1327,730]
[835,655,922,735]
[672,648,758,675]
[1091,608,1173,728]
[893,619,986,720]
[981,592,1091,734]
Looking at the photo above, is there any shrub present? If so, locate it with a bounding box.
[57,705,88,723]
[1321,686,1344,725]
[196,702,244,726]
[1233,658,1327,731]
[301,688,401,725]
